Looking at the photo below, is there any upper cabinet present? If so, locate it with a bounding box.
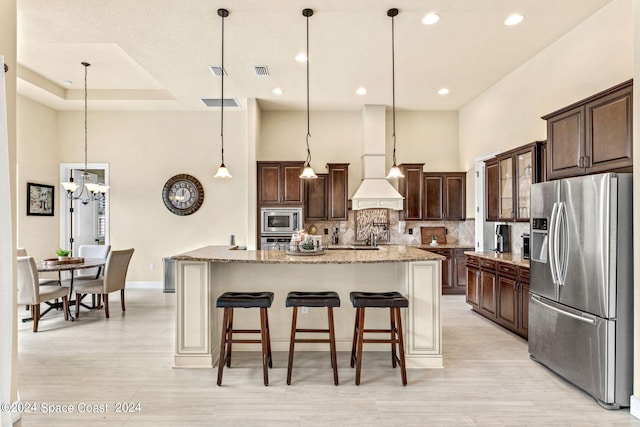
[543,80,632,180]
[424,173,466,221]
[485,141,545,222]
[257,161,304,206]
[398,164,466,221]
[303,163,350,221]
[398,164,424,220]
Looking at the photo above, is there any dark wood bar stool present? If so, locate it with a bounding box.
[285,291,340,385]
[216,291,274,386]
[349,291,408,386]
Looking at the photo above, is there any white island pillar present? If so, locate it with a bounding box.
[173,246,443,369]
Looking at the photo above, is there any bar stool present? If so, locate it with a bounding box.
[349,291,408,386]
[286,291,340,385]
[216,291,274,386]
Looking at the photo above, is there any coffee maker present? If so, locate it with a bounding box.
[495,224,510,253]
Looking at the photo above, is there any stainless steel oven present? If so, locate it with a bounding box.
[260,207,302,235]
[260,236,292,251]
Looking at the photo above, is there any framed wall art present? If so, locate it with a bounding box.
[27,182,54,216]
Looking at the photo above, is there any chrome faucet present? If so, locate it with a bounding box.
[370,232,377,247]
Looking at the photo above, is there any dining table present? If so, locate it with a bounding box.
[36,257,106,321]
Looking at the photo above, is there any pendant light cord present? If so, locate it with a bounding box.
[390,10,398,166]
[220,10,226,166]
[304,9,312,166]
[82,62,90,177]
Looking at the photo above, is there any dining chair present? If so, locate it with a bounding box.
[73,248,134,319]
[17,256,70,332]
[17,247,60,285]
[75,244,111,308]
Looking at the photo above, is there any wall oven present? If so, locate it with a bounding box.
[260,207,302,235]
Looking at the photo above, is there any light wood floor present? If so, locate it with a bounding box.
[15,290,639,426]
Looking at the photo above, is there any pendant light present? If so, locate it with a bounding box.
[61,62,109,204]
[214,8,232,179]
[386,8,405,180]
[299,8,317,179]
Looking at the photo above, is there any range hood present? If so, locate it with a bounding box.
[351,105,404,210]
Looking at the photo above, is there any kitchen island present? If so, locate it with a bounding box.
[171,245,444,369]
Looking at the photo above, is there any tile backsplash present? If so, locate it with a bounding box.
[304,210,475,247]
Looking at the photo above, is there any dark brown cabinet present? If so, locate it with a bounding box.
[423,173,466,220]
[398,163,424,220]
[543,80,632,180]
[485,142,544,222]
[466,256,480,308]
[466,255,529,339]
[327,163,349,220]
[302,163,349,222]
[257,161,304,206]
[428,247,473,295]
[304,174,328,221]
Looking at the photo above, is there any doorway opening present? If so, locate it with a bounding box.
[59,163,110,255]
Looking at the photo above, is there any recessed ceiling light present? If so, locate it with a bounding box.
[504,14,524,26]
[356,87,367,96]
[438,88,449,95]
[63,80,73,86]
[272,88,283,95]
[421,13,440,25]
[295,53,308,62]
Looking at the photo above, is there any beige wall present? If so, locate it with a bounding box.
[459,0,633,171]
[55,110,249,282]
[633,0,640,410]
[259,109,460,198]
[16,95,59,262]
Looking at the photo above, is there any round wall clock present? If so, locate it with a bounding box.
[162,174,205,216]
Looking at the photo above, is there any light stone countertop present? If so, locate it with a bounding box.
[172,245,445,264]
[464,251,530,268]
[415,244,475,250]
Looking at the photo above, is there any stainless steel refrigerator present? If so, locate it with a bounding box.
[529,172,633,409]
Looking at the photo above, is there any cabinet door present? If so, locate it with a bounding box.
[485,159,499,222]
[257,163,281,205]
[327,163,349,220]
[585,85,633,174]
[453,249,469,293]
[518,267,530,337]
[423,175,443,220]
[399,164,424,220]
[497,275,518,331]
[546,106,585,180]
[515,148,532,221]
[479,270,497,318]
[304,174,328,221]
[281,163,304,204]
[498,156,514,221]
[443,174,466,220]
[466,267,480,307]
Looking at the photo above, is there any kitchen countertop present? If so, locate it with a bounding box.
[464,251,530,268]
[172,245,445,264]
[416,244,474,250]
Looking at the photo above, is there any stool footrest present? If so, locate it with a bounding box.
[227,329,261,334]
[296,328,330,333]
[363,338,399,344]
[228,339,263,344]
[361,328,395,333]
[294,338,331,344]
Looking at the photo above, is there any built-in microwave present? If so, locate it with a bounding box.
[260,207,302,235]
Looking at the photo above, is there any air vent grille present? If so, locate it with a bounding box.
[209,66,227,76]
[201,98,240,107]
[253,65,269,76]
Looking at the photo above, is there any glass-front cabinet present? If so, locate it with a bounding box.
[485,141,545,223]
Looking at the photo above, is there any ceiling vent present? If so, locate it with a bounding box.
[253,65,269,76]
[201,98,240,107]
[208,66,227,76]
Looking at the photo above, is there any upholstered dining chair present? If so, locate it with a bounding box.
[73,248,134,319]
[74,244,111,308]
[17,247,59,285]
[17,256,70,332]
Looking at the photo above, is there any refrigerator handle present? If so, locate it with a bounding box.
[531,295,596,325]
[548,202,559,285]
[558,202,569,285]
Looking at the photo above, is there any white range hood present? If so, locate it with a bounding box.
[351,105,404,210]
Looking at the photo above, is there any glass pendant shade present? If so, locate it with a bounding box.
[299,163,318,179]
[214,163,232,179]
[386,164,405,179]
[61,181,79,192]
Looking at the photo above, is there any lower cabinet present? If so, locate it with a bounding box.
[429,247,473,295]
[466,255,529,339]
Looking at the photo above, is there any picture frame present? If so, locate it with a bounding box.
[27,182,55,216]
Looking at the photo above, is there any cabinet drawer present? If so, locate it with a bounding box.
[429,249,451,257]
[518,266,530,282]
[480,259,497,271]
[466,255,479,268]
[497,262,518,277]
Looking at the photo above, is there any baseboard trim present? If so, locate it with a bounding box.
[630,395,640,419]
[127,281,162,290]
